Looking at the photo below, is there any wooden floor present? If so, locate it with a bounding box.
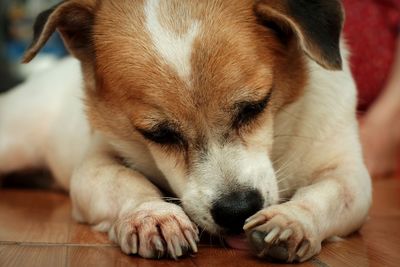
[0,177,399,267]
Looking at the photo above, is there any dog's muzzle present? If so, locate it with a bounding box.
[211,189,264,234]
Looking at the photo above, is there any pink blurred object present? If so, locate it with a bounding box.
[224,234,250,250]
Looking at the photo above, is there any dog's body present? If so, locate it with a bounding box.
[0,0,371,262]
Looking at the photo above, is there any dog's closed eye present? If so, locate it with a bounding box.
[138,123,186,147]
[233,90,272,128]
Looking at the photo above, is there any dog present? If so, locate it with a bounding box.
[0,0,372,262]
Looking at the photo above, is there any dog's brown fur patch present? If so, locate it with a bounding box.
[82,0,308,169]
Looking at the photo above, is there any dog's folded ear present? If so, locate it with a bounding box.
[254,0,344,70]
[22,0,95,63]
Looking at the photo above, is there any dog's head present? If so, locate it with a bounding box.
[24,0,343,234]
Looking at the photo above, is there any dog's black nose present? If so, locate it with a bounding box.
[211,189,264,234]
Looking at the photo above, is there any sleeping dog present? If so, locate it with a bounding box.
[0,0,371,262]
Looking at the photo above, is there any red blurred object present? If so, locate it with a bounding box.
[343,0,400,112]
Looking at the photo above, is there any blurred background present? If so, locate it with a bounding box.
[0,0,66,93]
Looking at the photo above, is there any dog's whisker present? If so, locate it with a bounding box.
[218,234,228,250]
[272,154,293,166]
[199,228,206,241]
[274,152,300,172]
[161,197,181,202]
[278,188,293,194]
[278,197,292,203]
[274,142,316,185]
[142,196,182,204]
[276,174,290,184]
[275,161,295,178]
[209,231,213,247]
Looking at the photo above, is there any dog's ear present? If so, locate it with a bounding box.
[22,0,96,63]
[255,0,344,70]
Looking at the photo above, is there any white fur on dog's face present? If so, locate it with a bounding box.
[144,121,279,234]
[181,144,279,234]
[144,0,201,83]
[84,0,307,233]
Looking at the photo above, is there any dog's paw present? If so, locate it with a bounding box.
[109,201,199,259]
[243,202,321,263]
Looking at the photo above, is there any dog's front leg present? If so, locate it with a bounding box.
[70,136,198,259]
[244,166,371,262]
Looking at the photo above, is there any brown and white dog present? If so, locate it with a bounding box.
[0,0,371,263]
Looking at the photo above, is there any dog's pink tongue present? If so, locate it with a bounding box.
[224,234,250,250]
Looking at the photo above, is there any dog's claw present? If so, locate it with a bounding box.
[152,236,165,258]
[131,233,138,254]
[279,229,293,241]
[243,215,266,230]
[264,226,280,244]
[184,230,198,253]
[172,235,183,257]
[167,235,184,259]
[120,231,131,255]
[167,239,177,260]
[296,240,310,259]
